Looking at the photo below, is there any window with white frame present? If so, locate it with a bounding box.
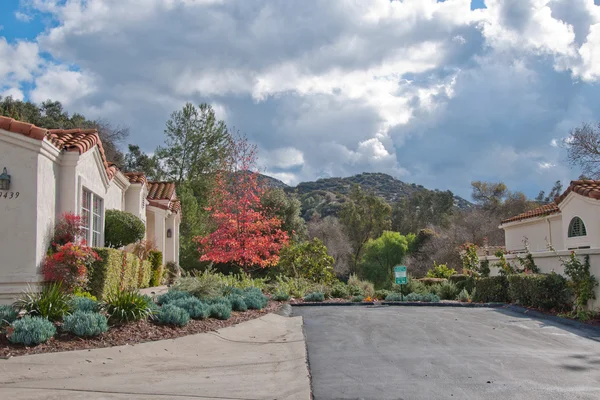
[81,188,104,247]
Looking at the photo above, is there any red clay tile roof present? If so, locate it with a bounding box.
[555,179,600,203]
[502,179,600,224]
[124,172,148,185]
[0,116,116,179]
[501,203,560,224]
[147,182,176,200]
[148,198,181,214]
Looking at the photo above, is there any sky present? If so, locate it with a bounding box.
[1,0,600,199]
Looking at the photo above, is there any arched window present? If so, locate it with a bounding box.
[568,217,587,237]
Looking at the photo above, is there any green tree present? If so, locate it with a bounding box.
[123,145,163,180]
[392,190,454,234]
[156,103,230,183]
[277,238,335,284]
[104,210,145,248]
[358,231,410,289]
[0,96,129,166]
[261,188,307,239]
[339,185,392,271]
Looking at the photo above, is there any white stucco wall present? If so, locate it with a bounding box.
[503,214,563,253]
[0,131,51,303]
[35,147,59,279]
[559,194,600,250]
[124,184,146,223]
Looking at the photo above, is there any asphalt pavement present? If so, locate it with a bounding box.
[295,305,600,400]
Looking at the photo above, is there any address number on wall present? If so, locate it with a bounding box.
[0,192,19,199]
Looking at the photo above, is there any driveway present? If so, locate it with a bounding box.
[295,306,600,400]
[0,313,311,400]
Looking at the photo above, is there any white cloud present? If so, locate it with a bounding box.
[2,0,599,197]
[14,12,33,23]
[30,65,96,106]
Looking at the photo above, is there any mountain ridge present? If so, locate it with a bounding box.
[261,172,473,209]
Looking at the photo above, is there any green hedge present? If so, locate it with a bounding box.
[473,276,509,303]
[138,260,152,289]
[89,248,148,299]
[451,275,475,293]
[148,250,164,287]
[104,209,145,248]
[507,273,571,311]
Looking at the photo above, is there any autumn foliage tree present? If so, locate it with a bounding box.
[196,135,288,270]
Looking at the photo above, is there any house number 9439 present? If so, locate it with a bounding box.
[0,192,19,199]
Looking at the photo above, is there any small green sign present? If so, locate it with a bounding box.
[394,265,407,285]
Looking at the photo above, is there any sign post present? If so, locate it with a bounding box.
[393,265,407,285]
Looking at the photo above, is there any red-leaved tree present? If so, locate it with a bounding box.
[196,135,289,270]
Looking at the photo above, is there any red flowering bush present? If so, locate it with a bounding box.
[52,213,85,250]
[42,242,101,291]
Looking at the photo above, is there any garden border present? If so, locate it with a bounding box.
[291,301,505,308]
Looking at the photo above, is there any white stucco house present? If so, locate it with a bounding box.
[496,179,600,307]
[0,116,181,303]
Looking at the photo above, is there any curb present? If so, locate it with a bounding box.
[291,301,505,308]
[501,305,600,338]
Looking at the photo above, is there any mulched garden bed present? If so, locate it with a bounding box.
[0,301,281,358]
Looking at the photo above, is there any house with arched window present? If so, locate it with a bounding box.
[497,179,600,307]
[500,180,600,252]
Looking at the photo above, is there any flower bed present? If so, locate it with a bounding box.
[0,301,280,358]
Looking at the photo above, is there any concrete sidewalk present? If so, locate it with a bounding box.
[0,313,310,400]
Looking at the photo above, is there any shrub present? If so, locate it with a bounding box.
[454,275,476,293]
[426,262,456,279]
[272,291,290,301]
[278,238,336,284]
[562,253,598,311]
[218,271,267,291]
[420,293,441,302]
[165,262,180,285]
[148,250,164,287]
[269,275,315,298]
[51,212,85,249]
[157,290,192,305]
[385,293,403,302]
[507,273,571,311]
[405,293,424,302]
[156,304,190,326]
[104,209,145,248]
[88,248,145,299]
[457,289,470,302]
[104,290,154,323]
[437,281,459,300]
[304,292,325,302]
[173,269,223,299]
[351,295,364,302]
[138,260,152,289]
[375,289,392,300]
[62,311,109,337]
[228,294,248,311]
[448,274,469,285]
[473,276,509,303]
[347,274,375,298]
[209,303,232,320]
[428,284,442,296]
[42,242,100,291]
[170,297,210,319]
[330,282,350,299]
[0,305,18,324]
[71,296,100,313]
[72,288,97,301]
[8,316,56,346]
[243,292,269,310]
[416,278,447,286]
[358,231,410,289]
[14,282,72,322]
[395,278,428,296]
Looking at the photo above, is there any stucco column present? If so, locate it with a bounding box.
[165,213,176,264]
[154,211,166,258]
